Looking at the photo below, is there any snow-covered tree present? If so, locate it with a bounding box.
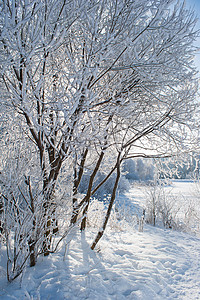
[0,0,198,278]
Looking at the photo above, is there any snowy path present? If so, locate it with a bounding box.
[0,224,200,300]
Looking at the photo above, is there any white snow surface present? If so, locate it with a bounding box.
[0,181,200,300]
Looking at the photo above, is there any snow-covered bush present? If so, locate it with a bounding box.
[87,198,105,229]
[145,182,180,230]
[183,182,200,236]
[143,178,200,236]
[87,196,138,232]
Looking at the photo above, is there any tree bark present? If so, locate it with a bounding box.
[91,153,121,250]
[71,149,88,225]
[80,151,105,231]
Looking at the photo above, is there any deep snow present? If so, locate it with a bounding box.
[0,181,200,300]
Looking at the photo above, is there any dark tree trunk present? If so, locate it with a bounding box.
[80,151,105,231]
[80,116,113,230]
[29,239,36,267]
[91,153,121,250]
[42,179,57,256]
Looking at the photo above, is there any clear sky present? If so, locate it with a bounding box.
[187,0,200,71]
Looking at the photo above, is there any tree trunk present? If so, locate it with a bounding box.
[42,217,52,256]
[71,149,88,225]
[29,239,36,267]
[91,153,121,250]
[80,151,105,231]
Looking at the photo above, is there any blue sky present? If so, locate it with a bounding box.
[187,0,200,71]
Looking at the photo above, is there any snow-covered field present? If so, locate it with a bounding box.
[0,181,200,299]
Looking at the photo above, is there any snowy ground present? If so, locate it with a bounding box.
[0,181,200,299]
